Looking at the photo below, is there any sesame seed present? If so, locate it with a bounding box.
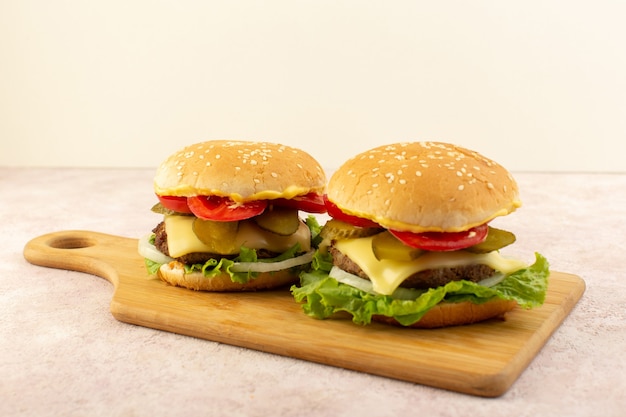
[271,172,278,178]
[458,185,465,191]
[416,171,422,176]
[487,183,494,189]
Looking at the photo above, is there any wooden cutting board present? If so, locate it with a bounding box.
[23,230,585,397]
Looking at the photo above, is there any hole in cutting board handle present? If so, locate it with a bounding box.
[48,235,97,250]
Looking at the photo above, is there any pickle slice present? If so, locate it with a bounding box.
[466,226,516,253]
[371,231,424,261]
[253,207,301,236]
[192,218,239,253]
[319,219,383,241]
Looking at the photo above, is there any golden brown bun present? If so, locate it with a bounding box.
[373,298,518,328]
[327,142,521,233]
[154,140,326,202]
[158,261,298,291]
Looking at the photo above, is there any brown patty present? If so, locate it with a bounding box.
[329,246,496,289]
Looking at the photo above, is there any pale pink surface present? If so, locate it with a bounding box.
[1,167,624,416]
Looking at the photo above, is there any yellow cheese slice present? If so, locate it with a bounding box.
[334,236,528,295]
[164,215,311,258]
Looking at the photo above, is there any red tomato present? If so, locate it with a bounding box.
[272,192,327,213]
[323,195,380,228]
[187,196,267,221]
[389,223,489,251]
[157,195,193,214]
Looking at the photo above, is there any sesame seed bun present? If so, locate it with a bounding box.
[326,142,521,233]
[154,140,326,203]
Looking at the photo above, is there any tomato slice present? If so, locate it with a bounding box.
[187,196,268,221]
[389,223,489,252]
[272,192,327,213]
[323,195,380,228]
[157,195,193,214]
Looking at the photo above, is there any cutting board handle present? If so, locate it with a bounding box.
[23,230,135,286]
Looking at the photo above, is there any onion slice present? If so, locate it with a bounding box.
[329,266,423,300]
[138,233,314,273]
[477,272,506,287]
[138,234,175,264]
[230,250,315,273]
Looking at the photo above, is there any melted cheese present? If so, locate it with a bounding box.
[334,236,527,295]
[164,215,311,258]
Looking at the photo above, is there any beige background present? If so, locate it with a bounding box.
[1,1,624,172]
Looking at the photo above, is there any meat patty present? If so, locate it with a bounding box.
[329,246,496,289]
[152,221,283,265]
[152,221,222,264]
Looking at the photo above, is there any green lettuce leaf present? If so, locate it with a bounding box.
[290,252,550,326]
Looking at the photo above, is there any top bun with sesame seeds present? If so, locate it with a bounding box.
[291,141,550,329]
[154,140,326,202]
[326,141,521,233]
[139,140,328,292]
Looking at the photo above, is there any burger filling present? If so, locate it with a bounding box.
[327,233,528,296]
[329,246,496,289]
[140,211,322,284]
[152,216,312,264]
[291,220,550,326]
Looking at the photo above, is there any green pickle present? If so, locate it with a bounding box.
[319,219,382,241]
[192,218,239,254]
[253,206,301,236]
[466,226,516,253]
[371,231,424,261]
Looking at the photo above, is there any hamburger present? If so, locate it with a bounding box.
[291,141,550,328]
[138,140,327,291]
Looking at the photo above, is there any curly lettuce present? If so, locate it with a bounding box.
[290,251,550,326]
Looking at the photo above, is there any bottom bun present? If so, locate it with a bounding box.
[373,298,518,329]
[158,261,298,291]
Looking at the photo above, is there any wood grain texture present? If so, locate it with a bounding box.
[23,230,585,397]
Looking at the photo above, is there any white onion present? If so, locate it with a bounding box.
[138,234,314,273]
[329,266,375,293]
[477,272,506,287]
[329,266,422,300]
[138,234,175,264]
[229,250,315,273]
